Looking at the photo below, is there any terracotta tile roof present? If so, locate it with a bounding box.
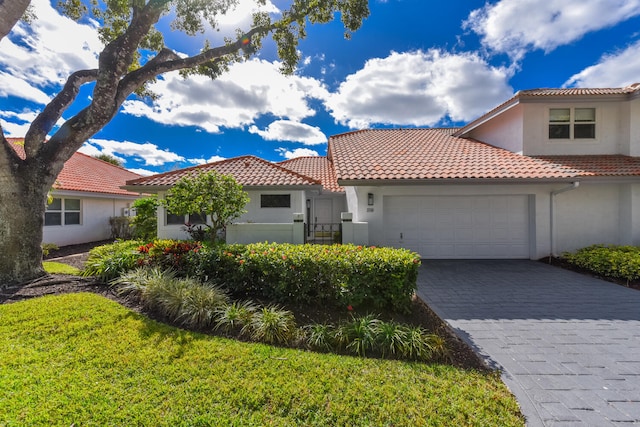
[278,156,344,193]
[533,155,640,177]
[518,84,640,97]
[126,155,321,189]
[456,83,640,137]
[8,138,142,197]
[329,128,582,181]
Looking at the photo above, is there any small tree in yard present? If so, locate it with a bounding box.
[163,171,249,242]
[0,0,369,285]
[131,196,159,240]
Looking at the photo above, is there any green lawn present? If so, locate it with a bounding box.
[42,261,81,275]
[0,293,524,426]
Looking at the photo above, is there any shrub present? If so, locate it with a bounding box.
[244,305,297,345]
[130,196,159,240]
[304,323,335,351]
[563,244,640,283]
[111,267,228,329]
[375,320,408,358]
[190,242,420,312]
[214,300,257,333]
[335,314,380,357]
[82,240,143,280]
[41,242,59,258]
[304,314,447,362]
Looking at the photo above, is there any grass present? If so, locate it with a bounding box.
[42,261,81,275]
[0,293,524,426]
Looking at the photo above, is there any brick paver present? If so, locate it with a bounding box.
[416,260,640,427]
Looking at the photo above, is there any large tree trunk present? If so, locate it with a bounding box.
[0,170,48,287]
[0,0,30,42]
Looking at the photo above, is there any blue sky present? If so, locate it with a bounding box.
[1,0,640,176]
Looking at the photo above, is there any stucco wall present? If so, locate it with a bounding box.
[522,101,626,156]
[156,189,308,240]
[465,104,524,153]
[345,182,637,259]
[43,193,137,246]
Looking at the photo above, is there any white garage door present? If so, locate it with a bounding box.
[383,195,530,258]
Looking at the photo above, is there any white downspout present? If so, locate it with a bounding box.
[550,181,580,257]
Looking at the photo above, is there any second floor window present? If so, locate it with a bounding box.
[549,108,595,140]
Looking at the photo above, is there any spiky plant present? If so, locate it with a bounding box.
[335,314,380,357]
[178,283,229,329]
[111,267,177,301]
[304,323,336,351]
[375,321,409,358]
[245,305,297,345]
[213,300,257,333]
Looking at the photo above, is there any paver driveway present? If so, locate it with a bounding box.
[416,260,640,427]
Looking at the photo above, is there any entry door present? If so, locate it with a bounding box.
[314,198,333,225]
[312,198,334,240]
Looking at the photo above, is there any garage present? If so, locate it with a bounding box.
[383,195,531,258]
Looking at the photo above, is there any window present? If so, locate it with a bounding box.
[45,198,81,226]
[166,212,185,225]
[260,194,291,208]
[549,108,595,139]
[166,212,207,225]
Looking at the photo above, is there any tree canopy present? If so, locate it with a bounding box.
[0,0,369,285]
[163,170,250,241]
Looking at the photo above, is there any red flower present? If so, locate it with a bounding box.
[347,305,353,311]
[282,255,287,260]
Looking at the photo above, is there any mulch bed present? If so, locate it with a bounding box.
[3,241,488,371]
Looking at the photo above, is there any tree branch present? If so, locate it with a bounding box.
[23,69,98,159]
[0,0,30,42]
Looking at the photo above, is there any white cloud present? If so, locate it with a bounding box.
[0,110,39,136]
[464,0,640,59]
[188,155,226,165]
[564,41,640,88]
[121,58,329,133]
[0,72,50,104]
[324,50,513,128]
[0,0,102,101]
[127,168,157,177]
[80,139,185,166]
[276,147,320,159]
[248,120,327,145]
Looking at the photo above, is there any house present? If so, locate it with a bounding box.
[124,155,344,243]
[126,83,640,259]
[9,138,143,246]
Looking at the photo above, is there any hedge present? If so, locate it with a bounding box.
[563,244,640,283]
[188,242,421,312]
[85,240,421,313]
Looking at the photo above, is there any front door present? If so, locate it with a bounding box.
[312,198,335,242]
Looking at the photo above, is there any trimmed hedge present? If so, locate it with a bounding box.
[562,244,640,283]
[188,242,420,312]
[86,240,421,313]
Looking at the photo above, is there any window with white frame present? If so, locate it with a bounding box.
[549,108,595,140]
[45,198,81,226]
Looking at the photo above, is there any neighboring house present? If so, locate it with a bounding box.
[124,155,341,242]
[126,84,640,259]
[9,138,143,246]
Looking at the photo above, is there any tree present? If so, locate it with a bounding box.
[94,154,123,167]
[0,0,369,285]
[130,196,159,240]
[163,170,249,242]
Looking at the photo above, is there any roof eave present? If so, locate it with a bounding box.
[122,184,324,193]
[337,177,579,186]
